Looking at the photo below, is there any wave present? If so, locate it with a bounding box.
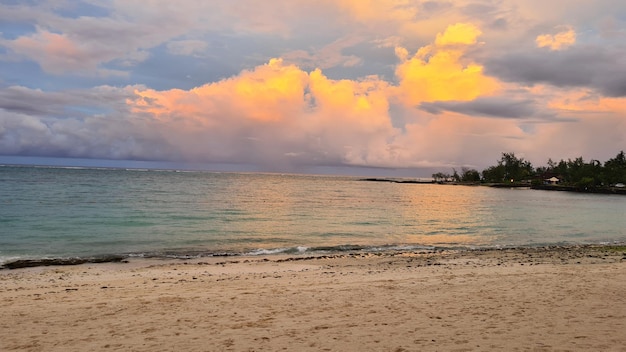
[4,240,624,270]
[0,243,436,269]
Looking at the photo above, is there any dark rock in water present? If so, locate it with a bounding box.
[2,255,126,269]
[360,178,395,182]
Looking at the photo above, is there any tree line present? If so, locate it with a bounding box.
[432,151,626,188]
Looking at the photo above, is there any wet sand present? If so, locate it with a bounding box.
[2,246,626,351]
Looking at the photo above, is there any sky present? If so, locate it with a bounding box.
[1,0,625,176]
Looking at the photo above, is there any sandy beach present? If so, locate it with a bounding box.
[2,246,626,352]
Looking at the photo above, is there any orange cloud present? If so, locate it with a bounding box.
[434,23,482,46]
[229,59,309,122]
[125,23,513,169]
[131,58,393,129]
[125,20,617,171]
[307,69,390,130]
[536,26,576,50]
[306,69,397,166]
[132,58,309,125]
[395,23,499,104]
[127,57,403,167]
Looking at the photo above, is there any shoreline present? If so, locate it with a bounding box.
[3,243,626,270]
[2,245,626,351]
[360,178,626,195]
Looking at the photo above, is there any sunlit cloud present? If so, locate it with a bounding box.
[536,26,576,50]
[395,23,500,104]
[127,57,399,167]
[435,23,482,46]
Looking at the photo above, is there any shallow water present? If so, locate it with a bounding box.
[1,165,625,262]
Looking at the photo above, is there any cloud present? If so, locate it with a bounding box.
[2,1,626,174]
[536,26,576,50]
[395,23,500,104]
[0,85,177,161]
[2,24,154,76]
[166,40,209,57]
[282,36,364,70]
[486,45,626,97]
[126,58,399,167]
[418,97,540,119]
[2,30,111,75]
[0,86,73,116]
[435,23,482,46]
[0,1,208,76]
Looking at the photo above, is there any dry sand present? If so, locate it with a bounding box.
[2,246,626,352]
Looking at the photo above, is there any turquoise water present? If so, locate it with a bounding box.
[1,165,625,263]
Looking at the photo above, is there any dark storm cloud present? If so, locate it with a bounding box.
[485,46,626,97]
[419,97,539,119]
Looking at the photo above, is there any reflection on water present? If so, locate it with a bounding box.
[399,185,495,245]
[1,167,625,260]
[195,174,626,249]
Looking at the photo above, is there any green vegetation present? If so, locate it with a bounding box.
[602,245,626,253]
[433,151,626,191]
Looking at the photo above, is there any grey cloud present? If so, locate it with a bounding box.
[0,85,347,167]
[0,85,178,161]
[420,1,453,14]
[0,2,192,76]
[485,45,626,97]
[603,76,626,97]
[489,17,508,30]
[0,86,73,116]
[461,3,499,17]
[460,2,509,29]
[419,97,539,119]
[0,85,137,117]
[0,110,179,161]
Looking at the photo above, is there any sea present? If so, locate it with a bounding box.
[1,165,625,265]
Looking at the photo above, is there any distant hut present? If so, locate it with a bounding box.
[546,177,560,185]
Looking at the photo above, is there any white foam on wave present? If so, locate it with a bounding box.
[0,256,23,266]
[247,247,307,256]
[247,248,289,256]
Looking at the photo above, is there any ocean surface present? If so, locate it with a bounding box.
[1,165,625,264]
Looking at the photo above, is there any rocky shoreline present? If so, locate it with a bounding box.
[1,255,127,270]
[3,244,625,270]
